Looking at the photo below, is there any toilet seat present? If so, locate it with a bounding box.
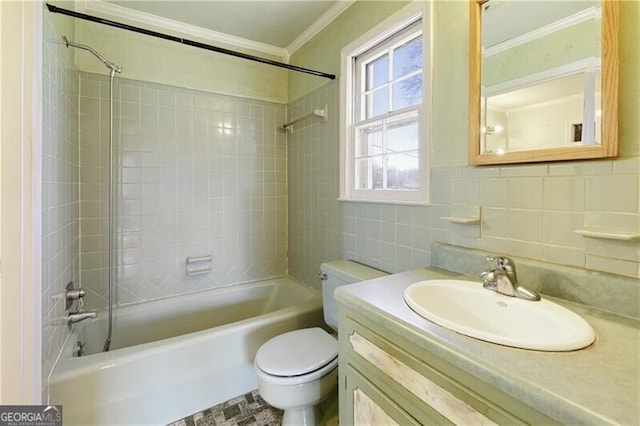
[255,328,338,385]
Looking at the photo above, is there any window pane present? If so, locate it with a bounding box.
[392,75,422,110]
[372,156,384,189]
[393,38,422,79]
[356,125,383,157]
[366,54,389,90]
[386,153,419,189]
[365,89,389,119]
[349,19,425,201]
[355,157,384,190]
[355,158,369,189]
[387,118,419,153]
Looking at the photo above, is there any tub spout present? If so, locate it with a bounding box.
[68,310,97,325]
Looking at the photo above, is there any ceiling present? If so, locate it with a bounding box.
[105,0,339,49]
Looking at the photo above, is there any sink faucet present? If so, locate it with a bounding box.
[480,255,540,301]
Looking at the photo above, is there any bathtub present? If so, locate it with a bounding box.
[49,277,324,425]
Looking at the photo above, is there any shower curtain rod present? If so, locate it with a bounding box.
[45,3,336,80]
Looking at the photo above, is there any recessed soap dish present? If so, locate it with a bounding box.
[440,216,481,224]
[574,229,640,241]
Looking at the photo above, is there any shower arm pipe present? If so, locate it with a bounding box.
[63,37,121,73]
[45,3,336,80]
[62,36,122,73]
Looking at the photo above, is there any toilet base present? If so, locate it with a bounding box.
[256,368,338,426]
[280,387,338,426]
[282,406,317,426]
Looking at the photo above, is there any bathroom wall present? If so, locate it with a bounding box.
[287,0,640,290]
[68,3,291,310]
[287,1,410,102]
[506,96,586,150]
[78,74,288,310]
[288,81,454,285]
[73,18,287,103]
[482,17,599,87]
[41,7,79,399]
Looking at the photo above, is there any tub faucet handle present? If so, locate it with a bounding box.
[66,288,86,301]
[65,281,86,310]
[68,309,97,325]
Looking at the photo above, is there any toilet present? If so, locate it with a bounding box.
[254,260,387,426]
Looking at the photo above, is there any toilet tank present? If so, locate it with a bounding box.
[320,260,387,330]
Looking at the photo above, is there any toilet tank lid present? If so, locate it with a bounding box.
[321,260,387,282]
[255,328,338,377]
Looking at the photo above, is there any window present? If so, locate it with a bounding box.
[340,3,430,204]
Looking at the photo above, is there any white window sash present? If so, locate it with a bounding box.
[339,0,431,205]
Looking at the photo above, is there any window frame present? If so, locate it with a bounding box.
[339,1,431,205]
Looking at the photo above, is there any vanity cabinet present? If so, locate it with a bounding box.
[338,309,560,425]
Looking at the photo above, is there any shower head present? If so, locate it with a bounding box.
[62,36,122,74]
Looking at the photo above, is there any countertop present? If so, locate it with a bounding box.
[335,267,640,425]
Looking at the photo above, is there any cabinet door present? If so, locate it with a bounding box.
[339,309,561,426]
[341,315,534,425]
[354,389,398,426]
[349,330,498,425]
[342,364,423,426]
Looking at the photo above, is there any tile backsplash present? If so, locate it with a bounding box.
[78,73,288,310]
[431,242,640,320]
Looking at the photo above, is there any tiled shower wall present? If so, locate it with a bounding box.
[78,73,288,310]
[42,11,80,397]
[287,82,640,290]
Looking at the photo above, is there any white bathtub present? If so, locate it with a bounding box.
[50,277,324,425]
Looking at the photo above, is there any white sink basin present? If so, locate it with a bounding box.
[403,279,596,351]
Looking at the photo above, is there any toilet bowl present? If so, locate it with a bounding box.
[254,327,338,426]
[254,261,387,426]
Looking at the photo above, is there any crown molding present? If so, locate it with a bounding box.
[286,0,355,56]
[484,6,601,57]
[76,0,289,61]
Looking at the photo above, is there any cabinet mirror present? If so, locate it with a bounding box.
[468,0,619,165]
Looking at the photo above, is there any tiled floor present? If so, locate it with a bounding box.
[168,390,283,426]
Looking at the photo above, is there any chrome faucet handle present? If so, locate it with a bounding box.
[480,269,498,290]
[486,255,518,281]
[480,269,516,296]
[65,281,86,310]
[486,254,514,267]
[482,256,540,301]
